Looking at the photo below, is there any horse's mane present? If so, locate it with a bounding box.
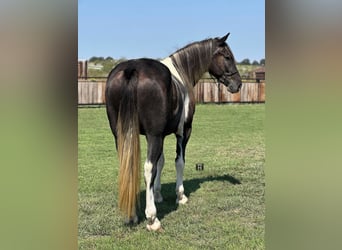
[170,38,216,87]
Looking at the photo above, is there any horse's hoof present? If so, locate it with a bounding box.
[154,191,163,203]
[124,215,138,225]
[176,194,188,205]
[146,217,161,232]
[155,196,163,203]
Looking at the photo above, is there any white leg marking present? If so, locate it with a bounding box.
[144,161,156,219]
[144,160,161,231]
[154,153,164,203]
[175,153,188,205]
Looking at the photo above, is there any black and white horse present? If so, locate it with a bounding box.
[105,33,241,231]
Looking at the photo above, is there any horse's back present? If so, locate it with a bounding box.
[106,58,179,135]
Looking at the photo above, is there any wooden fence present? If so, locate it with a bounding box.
[78,80,265,105]
[78,80,106,104]
[195,79,265,103]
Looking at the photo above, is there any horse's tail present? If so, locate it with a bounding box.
[117,68,141,219]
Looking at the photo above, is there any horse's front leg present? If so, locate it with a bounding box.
[175,135,189,204]
[144,135,163,231]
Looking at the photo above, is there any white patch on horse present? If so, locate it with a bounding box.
[175,92,190,136]
[175,151,188,204]
[144,161,157,225]
[184,93,190,121]
[160,57,184,85]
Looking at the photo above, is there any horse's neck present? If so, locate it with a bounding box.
[189,58,210,86]
[174,55,210,87]
[171,43,214,87]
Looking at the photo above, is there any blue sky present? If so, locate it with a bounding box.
[78,0,265,62]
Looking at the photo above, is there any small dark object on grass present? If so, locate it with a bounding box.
[196,163,204,171]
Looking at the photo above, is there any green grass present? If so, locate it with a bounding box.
[78,104,265,249]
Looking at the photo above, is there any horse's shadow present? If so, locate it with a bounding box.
[137,174,241,222]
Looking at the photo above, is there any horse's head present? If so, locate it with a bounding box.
[209,33,242,93]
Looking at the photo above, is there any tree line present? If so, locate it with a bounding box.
[240,58,265,66]
[86,56,265,78]
[88,56,265,66]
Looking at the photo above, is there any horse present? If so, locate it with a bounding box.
[105,33,242,231]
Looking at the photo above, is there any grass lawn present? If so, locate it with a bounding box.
[78,104,265,249]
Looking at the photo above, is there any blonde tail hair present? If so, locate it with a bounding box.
[117,68,141,219]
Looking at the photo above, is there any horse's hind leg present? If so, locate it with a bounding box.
[144,135,163,231]
[175,134,189,205]
[154,152,164,203]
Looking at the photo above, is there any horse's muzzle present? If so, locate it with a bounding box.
[227,82,242,93]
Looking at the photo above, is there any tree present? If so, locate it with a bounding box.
[89,56,105,62]
[240,58,251,65]
[89,56,99,62]
[105,56,114,61]
[252,60,259,65]
[259,58,265,65]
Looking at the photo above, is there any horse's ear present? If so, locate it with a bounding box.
[218,33,230,45]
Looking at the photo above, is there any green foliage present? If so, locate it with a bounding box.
[236,64,260,78]
[89,56,105,62]
[86,57,127,77]
[240,58,251,65]
[78,104,265,249]
[252,60,260,65]
[240,58,265,66]
[105,56,114,61]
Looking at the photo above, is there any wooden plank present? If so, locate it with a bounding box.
[82,82,87,104]
[240,83,247,102]
[97,81,105,104]
[78,82,82,104]
[213,83,219,102]
[80,81,85,104]
[252,83,260,102]
[231,91,241,103]
[203,82,208,102]
[259,82,265,102]
[253,83,259,102]
[91,82,97,104]
[218,84,226,102]
[78,62,82,78]
[88,82,92,104]
[240,82,257,102]
[247,83,257,102]
[86,82,90,104]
